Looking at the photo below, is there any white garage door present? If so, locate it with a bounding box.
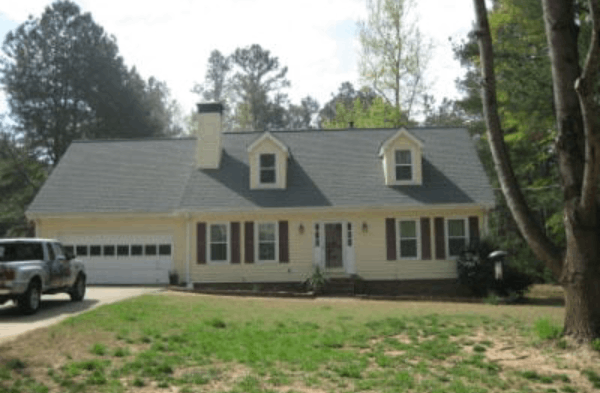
[60,234,173,284]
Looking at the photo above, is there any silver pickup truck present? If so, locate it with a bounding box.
[0,238,86,314]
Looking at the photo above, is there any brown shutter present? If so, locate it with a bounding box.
[434,217,446,260]
[244,221,254,263]
[279,221,289,263]
[386,218,396,260]
[197,222,206,264]
[469,216,480,246]
[420,217,431,260]
[231,222,240,264]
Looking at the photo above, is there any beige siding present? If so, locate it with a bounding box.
[36,206,486,284]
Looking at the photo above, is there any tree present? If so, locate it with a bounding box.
[229,44,291,131]
[318,82,378,126]
[1,1,179,164]
[473,0,600,340]
[0,123,47,236]
[286,96,320,129]
[192,50,231,102]
[357,0,432,119]
[323,96,412,129]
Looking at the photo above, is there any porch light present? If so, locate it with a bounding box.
[362,222,368,233]
[298,223,305,234]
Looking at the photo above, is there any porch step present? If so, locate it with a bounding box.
[323,278,355,296]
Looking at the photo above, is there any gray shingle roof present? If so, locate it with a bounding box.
[27,128,494,215]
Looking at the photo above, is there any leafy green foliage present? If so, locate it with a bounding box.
[0,0,182,165]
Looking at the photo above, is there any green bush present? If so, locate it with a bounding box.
[457,238,534,298]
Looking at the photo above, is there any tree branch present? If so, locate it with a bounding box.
[473,0,563,277]
[576,0,600,212]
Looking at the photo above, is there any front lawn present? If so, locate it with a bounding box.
[0,292,598,393]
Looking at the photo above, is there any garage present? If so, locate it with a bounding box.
[59,234,173,284]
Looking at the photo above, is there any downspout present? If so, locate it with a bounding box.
[186,213,192,289]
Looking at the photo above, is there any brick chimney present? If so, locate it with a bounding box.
[196,103,223,169]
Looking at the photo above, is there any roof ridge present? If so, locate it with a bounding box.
[72,137,195,143]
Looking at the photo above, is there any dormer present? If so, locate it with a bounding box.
[379,128,424,186]
[247,132,289,189]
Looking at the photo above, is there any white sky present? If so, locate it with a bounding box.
[0,0,475,121]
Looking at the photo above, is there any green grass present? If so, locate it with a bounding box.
[534,318,563,340]
[0,293,596,392]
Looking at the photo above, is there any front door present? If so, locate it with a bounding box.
[325,223,343,269]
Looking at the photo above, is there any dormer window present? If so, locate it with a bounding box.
[260,154,276,184]
[379,128,423,186]
[248,132,289,190]
[395,150,412,181]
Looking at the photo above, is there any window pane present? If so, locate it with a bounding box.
[76,245,88,256]
[448,220,465,237]
[400,239,417,258]
[117,245,129,256]
[395,166,412,180]
[90,245,101,256]
[449,238,466,256]
[159,244,171,256]
[395,150,412,164]
[103,245,115,256]
[54,243,65,257]
[64,245,74,255]
[47,244,56,260]
[260,169,276,183]
[211,224,227,242]
[259,243,276,260]
[399,221,416,238]
[259,223,276,241]
[131,245,143,256]
[211,244,227,261]
[145,244,157,256]
[260,154,275,167]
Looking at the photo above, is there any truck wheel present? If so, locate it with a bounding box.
[18,280,41,315]
[70,274,86,301]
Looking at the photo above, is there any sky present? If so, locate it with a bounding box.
[0,0,476,121]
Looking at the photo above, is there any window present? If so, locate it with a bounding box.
[398,220,418,259]
[209,224,228,262]
[53,243,65,258]
[103,245,115,256]
[117,245,129,257]
[131,245,143,256]
[46,243,56,261]
[259,154,276,184]
[90,245,101,256]
[347,222,353,247]
[159,244,172,256]
[145,244,157,256]
[314,223,320,247]
[64,245,74,255]
[447,219,468,257]
[257,222,277,261]
[395,150,412,181]
[76,245,88,256]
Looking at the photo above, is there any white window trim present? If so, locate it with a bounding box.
[392,147,417,185]
[207,222,230,264]
[258,153,278,188]
[445,217,470,259]
[397,218,421,260]
[255,221,279,263]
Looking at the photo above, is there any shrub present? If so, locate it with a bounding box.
[305,265,327,293]
[168,270,179,286]
[457,238,534,298]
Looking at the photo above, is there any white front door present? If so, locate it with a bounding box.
[313,221,355,274]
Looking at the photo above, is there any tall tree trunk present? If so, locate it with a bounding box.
[474,0,600,341]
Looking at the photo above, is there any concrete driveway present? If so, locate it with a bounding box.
[0,286,162,344]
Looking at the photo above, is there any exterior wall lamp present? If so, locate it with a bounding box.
[362,222,368,233]
[298,223,305,234]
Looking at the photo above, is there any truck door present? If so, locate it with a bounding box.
[52,243,71,287]
[45,243,62,287]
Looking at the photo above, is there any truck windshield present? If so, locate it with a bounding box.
[0,242,44,262]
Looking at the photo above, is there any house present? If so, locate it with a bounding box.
[26,103,494,295]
